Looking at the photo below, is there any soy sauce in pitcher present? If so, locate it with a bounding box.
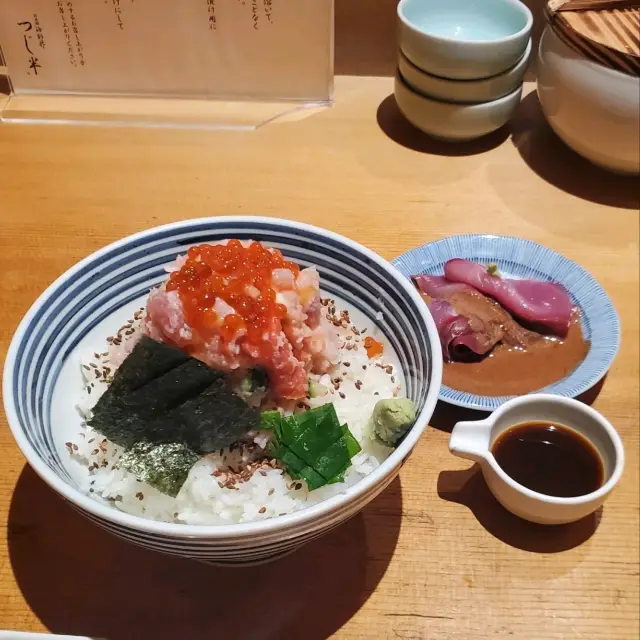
[491,422,605,498]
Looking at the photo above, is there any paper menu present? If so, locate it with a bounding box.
[0,0,334,102]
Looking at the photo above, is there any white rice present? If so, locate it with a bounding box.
[70,305,403,526]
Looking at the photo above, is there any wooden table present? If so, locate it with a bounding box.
[0,76,638,640]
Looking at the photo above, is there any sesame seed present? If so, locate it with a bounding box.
[259,507,267,514]
[295,483,302,490]
[268,488,275,496]
[343,362,351,367]
[339,392,346,399]
[82,365,90,371]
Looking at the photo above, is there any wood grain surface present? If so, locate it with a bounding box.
[0,76,638,640]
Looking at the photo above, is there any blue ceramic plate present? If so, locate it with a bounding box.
[392,234,620,411]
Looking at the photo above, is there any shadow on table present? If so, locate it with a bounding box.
[576,376,607,407]
[376,94,510,156]
[429,376,607,435]
[510,92,640,210]
[8,465,402,640]
[437,464,601,553]
[429,401,490,434]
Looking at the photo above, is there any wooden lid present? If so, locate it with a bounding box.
[545,0,640,75]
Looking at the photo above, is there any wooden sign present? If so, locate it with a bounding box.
[0,0,334,102]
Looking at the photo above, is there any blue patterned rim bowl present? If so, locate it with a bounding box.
[393,234,620,411]
[3,217,442,565]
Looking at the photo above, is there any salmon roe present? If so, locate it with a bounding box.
[166,241,299,351]
[364,336,384,359]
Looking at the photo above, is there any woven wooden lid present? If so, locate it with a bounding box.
[545,0,640,75]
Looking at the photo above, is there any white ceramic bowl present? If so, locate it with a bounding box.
[397,0,533,80]
[449,394,625,525]
[398,39,531,104]
[537,26,640,175]
[394,73,523,141]
[3,217,442,565]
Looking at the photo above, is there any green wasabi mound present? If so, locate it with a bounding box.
[372,398,417,446]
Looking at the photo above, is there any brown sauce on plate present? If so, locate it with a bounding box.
[443,312,589,396]
[491,422,604,497]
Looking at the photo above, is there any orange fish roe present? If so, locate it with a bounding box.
[363,336,384,359]
[166,241,299,356]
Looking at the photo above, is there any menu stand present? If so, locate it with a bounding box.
[0,0,334,130]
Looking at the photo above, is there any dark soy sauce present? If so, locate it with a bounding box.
[491,422,605,498]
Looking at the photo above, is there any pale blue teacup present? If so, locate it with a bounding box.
[397,0,533,80]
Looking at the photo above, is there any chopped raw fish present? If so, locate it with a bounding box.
[414,274,542,361]
[412,274,474,298]
[426,299,495,361]
[443,259,573,337]
[143,241,338,400]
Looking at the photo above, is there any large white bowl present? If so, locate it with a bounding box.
[398,39,531,104]
[397,0,533,80]
[395,73,523,141]
[537,27,640,175]
[3,217,442,565]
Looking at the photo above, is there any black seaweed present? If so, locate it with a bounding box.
[89,336,260,453]
[120,441,200,498]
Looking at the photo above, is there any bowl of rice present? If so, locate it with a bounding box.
[4,217,442,565]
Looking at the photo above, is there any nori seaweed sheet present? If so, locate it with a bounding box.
[119,441,200,497]
[89,336,260,453]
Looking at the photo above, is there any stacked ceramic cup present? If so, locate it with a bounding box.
[395,0,533,142]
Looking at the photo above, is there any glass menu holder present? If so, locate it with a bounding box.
[0,0,334,130]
